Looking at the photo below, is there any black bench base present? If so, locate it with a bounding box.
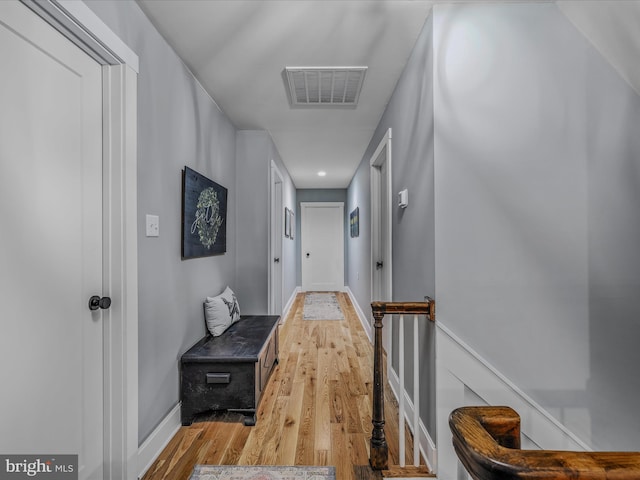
[180,315,280,426]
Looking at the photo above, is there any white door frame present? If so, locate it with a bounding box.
[370,129,393,364]
[370,128,393,303]
[268,160,284,315]
[22,2,139,479]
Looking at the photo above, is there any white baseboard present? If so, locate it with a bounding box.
[137,403,182,479]
[435,322,591,479]
[281,287,301,324]
[345,287,373,342]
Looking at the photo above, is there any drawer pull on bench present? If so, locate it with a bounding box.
[206,373,230,384]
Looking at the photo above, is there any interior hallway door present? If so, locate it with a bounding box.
[269,162,284,314]
[0,2,104,477]
[301,202,344,291]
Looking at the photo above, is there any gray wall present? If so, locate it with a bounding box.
[296,189,348,286]
[86,0,237,443]
[349,1,640,452]
[347,14,437,435]
[433,3,640,450]
[86,2,296,444]
[236,131,297,313]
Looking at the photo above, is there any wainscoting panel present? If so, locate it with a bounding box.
[435,323,591,480]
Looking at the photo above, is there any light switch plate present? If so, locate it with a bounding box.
[146,214,159,237]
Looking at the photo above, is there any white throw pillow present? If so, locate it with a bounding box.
[204,286,241,337]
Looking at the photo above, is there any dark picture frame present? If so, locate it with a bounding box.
[182,166,228,259]
[350,207,359,238]
[284,207,291,238]
[289,209,295,240]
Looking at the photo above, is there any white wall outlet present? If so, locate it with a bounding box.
[146,214,159,237]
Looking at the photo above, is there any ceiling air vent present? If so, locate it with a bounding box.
[285,66,367,107]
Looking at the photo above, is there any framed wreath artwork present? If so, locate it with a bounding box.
[182,166,228,259]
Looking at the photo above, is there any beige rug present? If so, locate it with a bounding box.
[303,293,344,321]
[189,465,336,479]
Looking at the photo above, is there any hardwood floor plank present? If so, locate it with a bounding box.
[329,379,345,424]
[315,346,332,452]
[256,396,289,465]
[275,374,304,465]
[219,422,251,465]
[294,358,316,465]
[330,423,353,480]
[278,349,298,396]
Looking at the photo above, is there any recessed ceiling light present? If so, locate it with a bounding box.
[317,171,327,177]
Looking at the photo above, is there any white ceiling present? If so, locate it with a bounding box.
[136,0,640,189]
[136,0,435,188]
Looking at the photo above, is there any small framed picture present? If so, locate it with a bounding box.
[284,207,291,238]
[289,210,295,240]
[350,207,359,238]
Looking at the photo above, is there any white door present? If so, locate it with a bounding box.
[269,163,283,314]
[0,2,104,477]
[301,202,344,291]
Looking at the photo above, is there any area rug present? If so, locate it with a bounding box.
[303,293,344,321]
[189,465,336,480]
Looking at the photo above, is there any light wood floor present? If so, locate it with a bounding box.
[142,292,428,480]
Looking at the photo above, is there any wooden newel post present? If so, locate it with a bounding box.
[370,302,388,470]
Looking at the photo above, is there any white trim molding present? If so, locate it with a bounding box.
[102,64,139,480]
[346,287,373,342]
[435,322,591,480]
[137,404,182,479]
[281,287,301,324]
[21,0,139,71]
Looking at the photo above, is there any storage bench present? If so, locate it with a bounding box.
[180,315,280,426]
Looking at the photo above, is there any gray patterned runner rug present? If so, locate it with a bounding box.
[303,292,345,321]
[189,465,336,479]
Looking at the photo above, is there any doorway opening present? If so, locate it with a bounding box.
[370,128,393,352]
[269,161,284,314]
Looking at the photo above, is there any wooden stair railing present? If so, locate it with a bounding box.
[370,299,435,472]
[449,406,640,480]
